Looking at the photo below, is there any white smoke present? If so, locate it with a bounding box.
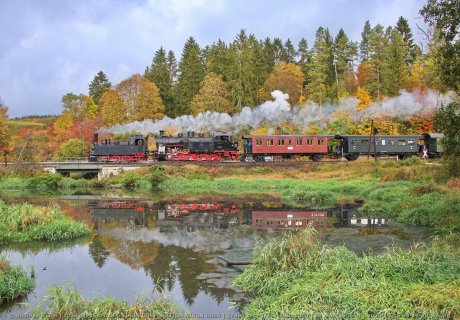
[98,89,455,136]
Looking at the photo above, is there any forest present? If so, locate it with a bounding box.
[0,2,458,175]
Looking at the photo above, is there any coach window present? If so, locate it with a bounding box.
[398,140,406,146]
[278,139,285,146]
[351,139,358,146]
[318,139,324,145]
[408,139,415,145]
[296,138,302,146]
[362,139,369,145]
[381,139,386,146]
[389,139,395,145]
[307,139,313,146]
[267,139,274,146]
[256,139,262,146]
[288,139,292,146]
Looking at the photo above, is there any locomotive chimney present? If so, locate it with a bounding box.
[93,133,98,144]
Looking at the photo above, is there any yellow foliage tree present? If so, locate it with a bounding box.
[54,110,74,131]
[100,89,127,126]
[261,61,305,105]
[190,72,232,115]
[116,74,165,122]
[356,86,372,111]
[250,127,268,135]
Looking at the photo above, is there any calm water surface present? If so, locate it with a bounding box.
[0,193,433,317]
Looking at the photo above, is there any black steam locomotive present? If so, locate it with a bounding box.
[154,130,239,161]
[88,133,149,162]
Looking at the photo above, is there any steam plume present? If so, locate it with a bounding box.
[98,89,454,136]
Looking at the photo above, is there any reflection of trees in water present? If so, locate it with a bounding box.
[95,234,160,270]
[144,245,239,307]
[88,235,110,268]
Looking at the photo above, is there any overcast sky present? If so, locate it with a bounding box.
[0,0,428,118]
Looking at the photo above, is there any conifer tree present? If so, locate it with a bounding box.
[227,30,257,112]
[272,38,285,62]
[307,27,334,105]
[395,16,420,64]
[334,29,358,97]
[367,24,387,99]
[282,38,297,63]
[145,47,174,116]
[176,37,204,116]
[89,71,111,105]
[383,29,410,96]
[360,20,372,62]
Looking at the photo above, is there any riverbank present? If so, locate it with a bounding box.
[233,227,460,319]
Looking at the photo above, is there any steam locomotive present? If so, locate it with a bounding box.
[87,131,443,163]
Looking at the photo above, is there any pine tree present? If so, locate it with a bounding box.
[167,50,178,82]
[190,72,232,115]
[395,16,420,64]
[282,38,297,63]
[262,37,274,68]
[176,37,204,116]
[307,27,334,105]
[249,35,271,105]
[272,38,285,62]
[145,47,174,116]
[360,20,372,62]
[383,29,410,96]
[367,24,387,99]
[226,30,257,112]
[88,71,111,105]
[334,29,358,98]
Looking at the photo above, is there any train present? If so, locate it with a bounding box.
[87,131,443,163]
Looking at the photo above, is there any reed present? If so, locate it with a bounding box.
[234,227,460,319]
[32,285,189,319]
[0,201,90,244]
[0,257,35,304]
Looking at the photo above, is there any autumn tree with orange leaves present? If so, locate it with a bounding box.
[100,74,165,126]
[259,61,304,105]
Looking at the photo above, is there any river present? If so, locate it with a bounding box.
[0,192,433,317]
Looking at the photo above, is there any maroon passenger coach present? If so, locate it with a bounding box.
[243,135,332,161]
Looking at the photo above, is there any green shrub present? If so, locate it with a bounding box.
[149,166,167,189]
[0,258,35,304]
[281,190,337,208]
[0,201,91,244]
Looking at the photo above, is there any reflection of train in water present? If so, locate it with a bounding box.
[90,199,389,232]
[252,210,329,229]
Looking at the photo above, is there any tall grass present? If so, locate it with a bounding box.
[0,257,35,304]
[33,285,189,319]
[233,227,460,319]
[0,201,91,244]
